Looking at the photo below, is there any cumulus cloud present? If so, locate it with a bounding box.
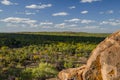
[38,21,54,29]
[26,4,52,9]
[81,10,88,14]
[81,19,95,24]
[69,24,78,27]
[69,25,103,33]
[0,9,3,12]
[67,25,102,32]
[55,23,66,28]
[1,17,36,23]
[69,6,76,9]
[81,0,101,3]
[100,10,114,14]
[1,0,18,5]
[1,17,37,27]
[40,22,53,25]
[84,26,100,29]
[107,10,114,14]
[16,11,36,15]
[65,18,80,23]
[100,19,120,26]
[65,18,95,24]
[25,12,36,15]
[52,12,69,16]
[55,23,79,29]
[6,23,19,27]
[0,17,56,28]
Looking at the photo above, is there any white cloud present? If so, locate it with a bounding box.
[26,4,52,9]
[1,17,37,27]
[6,23,19,27]
[81,19,95,24]
[65,18,95,24]
[1,0,18,5]
[69,6,76,9]
[84,26,100,29]
[1,17,36,23]
[69,24,78,27]
[40,22,53,25]
[52,12,69,16]
[68,25,101,31]
[99,10,114,14]
[0,17,56,28]
[65,18,80,23]
[81,10,88,14]
[100,19,120,26]
[38,21,54,29]
[0,9,3,12]
[55,23,78,29]
[40,26,52,29]
[16,11,36,15]
[107,10,114,14]
[81,0,101,3]
[25,12,36,15]
[55,23,66,28]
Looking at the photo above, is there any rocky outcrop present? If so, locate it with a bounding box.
[58,30,120,80]
[58,65,86,80]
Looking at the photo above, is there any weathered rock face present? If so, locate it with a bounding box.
[58,30,120,80]
[58,65,86,80]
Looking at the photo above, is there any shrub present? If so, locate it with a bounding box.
[64,61,73,69]
[21,63,58,80]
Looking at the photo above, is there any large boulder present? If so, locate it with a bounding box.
[58,30,120,80]
[58,65,86,80]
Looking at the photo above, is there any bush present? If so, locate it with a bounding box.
[64,61,73,69]
[21,63,58,80]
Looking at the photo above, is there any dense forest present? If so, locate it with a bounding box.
[0,32,109,80]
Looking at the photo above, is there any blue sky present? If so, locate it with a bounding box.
[0,0,120,33]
